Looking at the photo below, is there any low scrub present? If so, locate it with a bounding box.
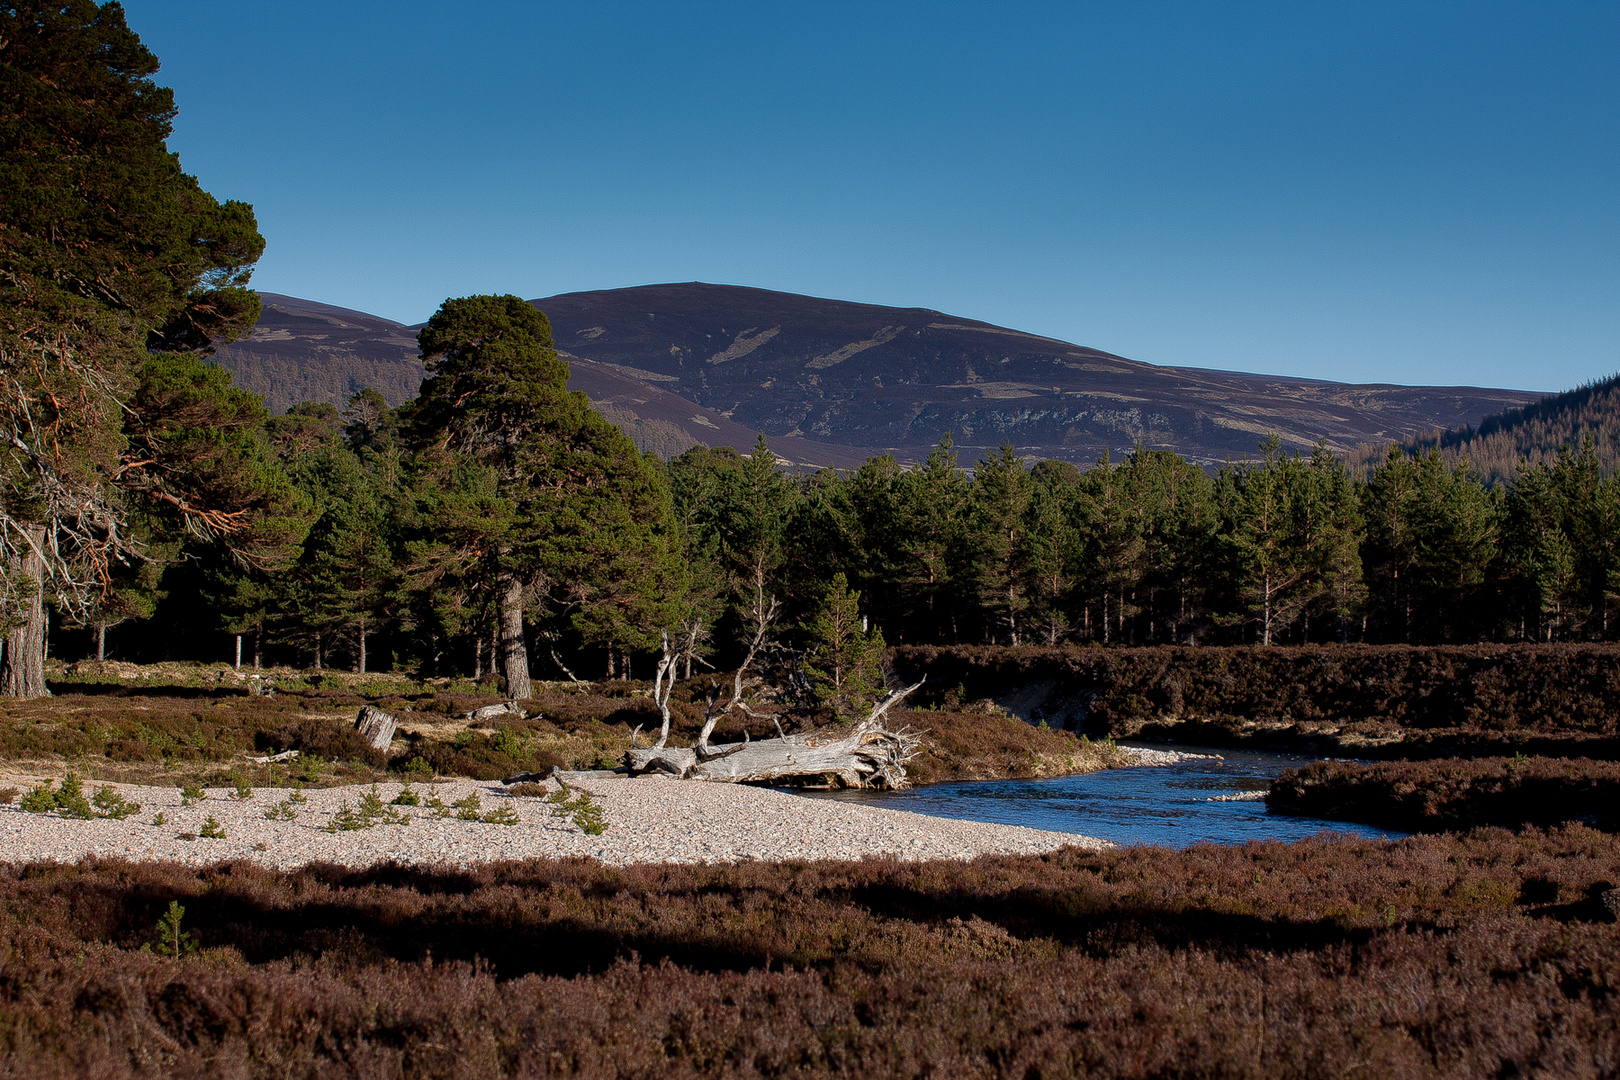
[1270,755,1620,833]
[0,829,1615,1075]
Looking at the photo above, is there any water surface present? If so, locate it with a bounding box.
[802,744,1404,848]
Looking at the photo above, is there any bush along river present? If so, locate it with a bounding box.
[804,744,1406,848]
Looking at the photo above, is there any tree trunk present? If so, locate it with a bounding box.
[3,526,48,698]
[254,625,262,671]
[357,615,367,675]
[234,633,242,671]
[96,622,106,662]
[314,630,323,673]
[498,566,531,700]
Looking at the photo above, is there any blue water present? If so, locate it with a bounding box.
[801,744,1405,848]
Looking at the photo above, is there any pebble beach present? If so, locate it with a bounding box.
[0,773,1107,870]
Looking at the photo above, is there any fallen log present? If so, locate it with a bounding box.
[622,679,925,789]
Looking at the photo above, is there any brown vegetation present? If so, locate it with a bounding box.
[1270,756,1620,834]
[0,665,1109,788]
[894,642,1620,758]
[0,829,1614,1075]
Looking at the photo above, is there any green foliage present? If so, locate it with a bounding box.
[391,785,420,806]
[179,782,204,807]
[0,1,288,650]
[452,792,482,821]
[545,786,607,835]
[198,816,226,839]
[91,786,141,820]
[480,803,521,826]
[802,572,888,722]
[20,773,99,819]
[326,785,410,831]
[229,774,253,800]
[18,782,55,815]
[155,901,196,958]
[262,798,297,821]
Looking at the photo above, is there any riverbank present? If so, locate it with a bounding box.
[1268,755,1620,834]
[892,642,1620,760]
[0,773,1104,870]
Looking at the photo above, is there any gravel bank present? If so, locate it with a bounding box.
[1121,745,1218,766]
[0,774,1105,870]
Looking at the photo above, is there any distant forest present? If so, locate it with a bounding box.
[98,382,1620,675]
[1348,372,1620,486]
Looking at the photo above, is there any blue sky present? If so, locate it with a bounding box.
[125,1,1617,392]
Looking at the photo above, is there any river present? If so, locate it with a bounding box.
[802,743,1405,848]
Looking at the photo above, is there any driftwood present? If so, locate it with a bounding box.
[623,679,925,789]
[466,701,526,722]
[354,705,397,751]
[245,749,300,764]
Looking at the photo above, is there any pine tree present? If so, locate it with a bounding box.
[802,572,887,723]
[0,3,267,694]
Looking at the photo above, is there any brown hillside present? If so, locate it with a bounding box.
[212,286,1537,467]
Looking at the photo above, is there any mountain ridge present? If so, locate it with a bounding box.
[211,284,1538,469]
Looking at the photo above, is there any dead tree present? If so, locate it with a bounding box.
[624,678,925,788]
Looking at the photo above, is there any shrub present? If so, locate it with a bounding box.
[91,786,141,819]
[546,786,607,835]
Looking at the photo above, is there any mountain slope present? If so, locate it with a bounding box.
[1348,373,1620,484]
[212,284,1537,468]
[533,282,1533,465]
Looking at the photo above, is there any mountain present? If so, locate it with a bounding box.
[1346,373,1620,485]
[212,285,1537,468]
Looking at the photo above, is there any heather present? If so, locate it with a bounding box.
[0,830,1614,1077]
[894,642,1620,758]
[1269,756,1620,834]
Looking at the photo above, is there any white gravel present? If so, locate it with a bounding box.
[0,774,1106,870]
[1121,745,1219,766]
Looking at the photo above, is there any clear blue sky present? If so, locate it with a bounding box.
[125,1,1617,393]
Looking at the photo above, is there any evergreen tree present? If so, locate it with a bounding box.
[411,295,680,693]
[1074,452,1147,644]
[0,2,268,694]
[802,571,887,723]
[967,444,1032,644]
[895,435,970,641]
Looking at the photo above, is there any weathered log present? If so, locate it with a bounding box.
[466,701,525,722]
[623,720,922,788]
[245,749,300,764]
[622,679,926,789]
[354,705,397,751]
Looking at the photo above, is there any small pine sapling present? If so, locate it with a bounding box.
[92,786,141,819]
[546,784,607,836]
[156,901,197,958]
[480,803,520,826]
[199,816,226,839]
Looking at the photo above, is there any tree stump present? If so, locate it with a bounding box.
[354,705,397,751]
